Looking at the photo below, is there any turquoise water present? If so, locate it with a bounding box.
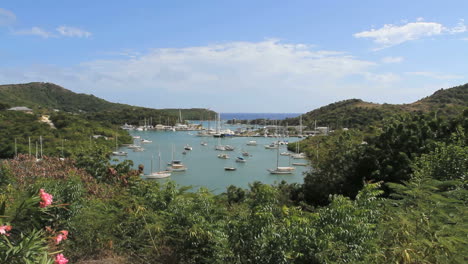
[115,129,310,194]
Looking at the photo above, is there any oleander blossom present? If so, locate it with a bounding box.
[54,230,69,244]
[59,230,68,239]
[39,189,53,208]
[0,225,12,236]
[54,254,68,264]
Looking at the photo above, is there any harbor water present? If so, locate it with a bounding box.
[114,129,310,194]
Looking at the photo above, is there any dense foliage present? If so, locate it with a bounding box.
[0,110,131,159]
[0,82,216,126]
[1,108,466,263]
[1,83,466,263]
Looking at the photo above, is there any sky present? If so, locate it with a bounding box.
[0,0,467,113]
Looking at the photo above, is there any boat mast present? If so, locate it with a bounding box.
[28,137,31,156]
[40,136,43,158]
[61,139,64,158]
[150,155,154,173]
[158,152,161,172]
[276,143,279,169]
[171,144,174,161]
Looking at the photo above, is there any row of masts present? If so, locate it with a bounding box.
[13,136,67,160]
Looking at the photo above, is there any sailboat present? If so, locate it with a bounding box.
[112,134,128,156]
[167,144,187,171]
[291,141,306,159]
[145,153,171,179]
[214,135,226,150]
[268,143,295,174]
[298,115,304,138]
[213,112,224,137]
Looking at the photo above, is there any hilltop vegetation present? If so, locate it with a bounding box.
[0,82,216,125]
[0,110,131,159]
[282,83,468,130]
[0,82,122,113]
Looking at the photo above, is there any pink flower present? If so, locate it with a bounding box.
[54,234,64,245]
[0,225,12,236]
[39,189,53,208]
[54,230,69,245]
[54,254,68,264]
[54,230,68,245]
[59,230,68,239]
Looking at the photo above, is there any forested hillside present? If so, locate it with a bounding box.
[0,82,216,125]
[283,83,468,130]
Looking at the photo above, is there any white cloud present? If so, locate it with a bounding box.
[354,19,467,49]
[405,71,464,80]
[0,8,16,26]
[13,27,54,38]
[56,25,91,38]
[364,72,401,83]
[0,40,391,111]
[381,56,404,63]
[449,19,466,34]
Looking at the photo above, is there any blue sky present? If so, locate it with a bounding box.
[1,0,467,112]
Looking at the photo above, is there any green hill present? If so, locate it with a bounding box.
[284,83,468,130]
[0,82,216,125]
[0,82,125,112]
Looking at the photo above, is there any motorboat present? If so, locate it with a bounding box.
[225,145,235,151]
[264,143,278,149]
[184,145,193,150]
[242,151,250,157]
[141,139,152,143]
[215,145,226,151]
[246,140,257,146]
[280,152,290,156]
[112,151,128,156]
[235,157,246,163]
[292,162,307,166]
[218,153,229,159]
[224,167,236,171]
[133,147,144,152]
[200,141,208,146]
[291,153,307,159]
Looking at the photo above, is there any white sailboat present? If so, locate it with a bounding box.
[268,144,294,174]
[145,153,171,179]
[167,144,187,171]
[291,141,306,159]
[112,134,128,156]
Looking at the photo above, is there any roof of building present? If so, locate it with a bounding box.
[8,106,33,111]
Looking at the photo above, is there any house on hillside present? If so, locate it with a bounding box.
[8,106,33,114]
